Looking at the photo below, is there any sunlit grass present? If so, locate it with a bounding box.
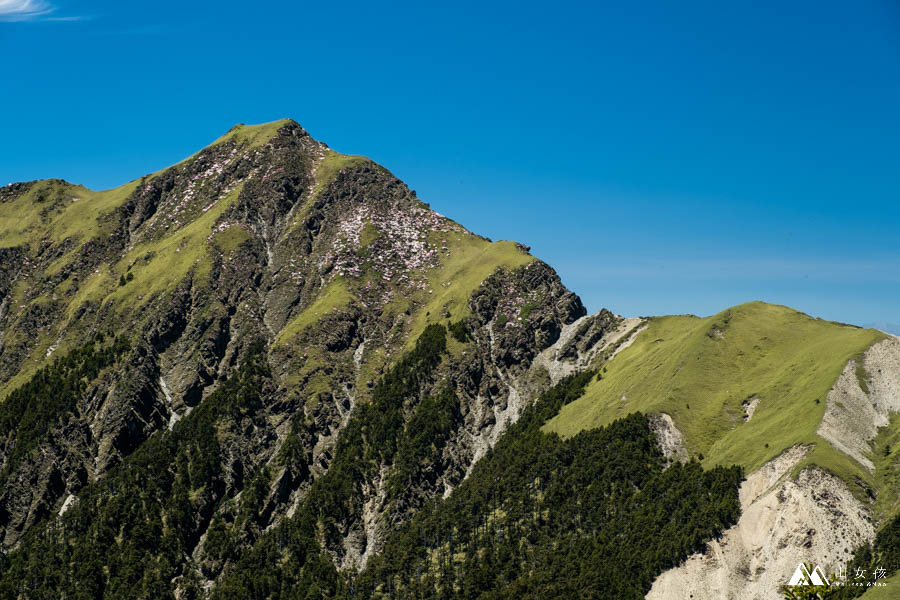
[544,302,885,496]
[275,278,353,345]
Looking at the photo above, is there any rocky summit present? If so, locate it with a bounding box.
[0,120,897,600]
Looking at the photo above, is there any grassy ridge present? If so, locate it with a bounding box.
[106,183,247,309]
[0,120,291,251]
[275,233,532,352]
[1,122,532,408]
[311,151,369,197]
[0,179,139,248]
[405,236,533,348]
[283,150,370,237]
[209,119,294,150]
[544,302,885,492]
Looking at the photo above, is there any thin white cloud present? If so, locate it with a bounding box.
[0,0,53,20]
[47,15,88,22]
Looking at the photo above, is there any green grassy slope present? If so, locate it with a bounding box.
[544,302,886,493]
[272,239,531,349]
[872,413,900,522]
[106,183,247,310]
[405,236,533,348]
[0,179,139,249]
[210,119,294,149]
[1,120,304,312]
[0,165,246,370]
[0,179,143,399]
[275,278,354,345]
[273,146,533,350]
[857,572,900,599]
[312,151,369,196]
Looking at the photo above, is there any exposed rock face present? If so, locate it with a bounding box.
[649,412,689,466]
[647,446,872,600]
[469,261,587,370]
[646,336,900,600]
[743,396,761,422]
[0,121,606,582]
[818,336,900,470]
[533,310,623,383]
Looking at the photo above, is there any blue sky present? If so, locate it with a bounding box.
[2,1,898,327]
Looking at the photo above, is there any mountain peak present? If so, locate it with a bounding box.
[0,119,555,401]
[211,118,316,151]
[0,122,587,570]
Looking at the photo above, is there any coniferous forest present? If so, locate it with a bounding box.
[0,335,130,488]
[347,384,744,600]
[0,326,743,599]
